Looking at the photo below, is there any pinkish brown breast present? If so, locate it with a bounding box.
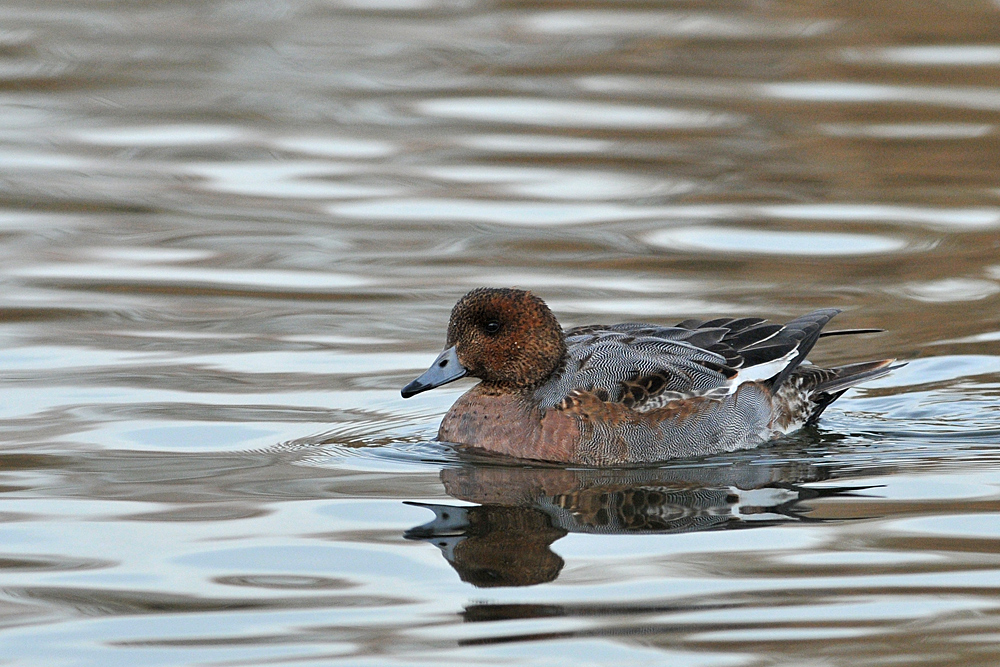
[437,386,582,463]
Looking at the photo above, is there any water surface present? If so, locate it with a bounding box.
[2,0,1000,665]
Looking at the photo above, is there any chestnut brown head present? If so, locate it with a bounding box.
[401,288,566,397]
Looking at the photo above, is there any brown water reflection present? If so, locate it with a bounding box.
[406,462,869,587]
[1,0,1000,665]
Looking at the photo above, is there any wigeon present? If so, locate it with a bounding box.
[402,288,900,465]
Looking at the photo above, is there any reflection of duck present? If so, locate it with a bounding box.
[405,503,566,587]
[401,288,900,464]
[406,461,873,588]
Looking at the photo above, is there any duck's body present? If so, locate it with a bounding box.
[402,288,899,465]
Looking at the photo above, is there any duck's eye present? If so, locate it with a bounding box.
[483,320,502,335]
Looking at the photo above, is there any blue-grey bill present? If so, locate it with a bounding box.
[401,346,467,398]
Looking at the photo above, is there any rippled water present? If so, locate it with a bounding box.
[3,1,1000,665]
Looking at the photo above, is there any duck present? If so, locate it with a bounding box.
[401,287,900,465]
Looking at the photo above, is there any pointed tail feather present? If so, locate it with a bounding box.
[819,327,884,338]
[806,359,904,423]
[814,359,903,395]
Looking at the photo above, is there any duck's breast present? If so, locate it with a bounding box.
[438,385,584,462]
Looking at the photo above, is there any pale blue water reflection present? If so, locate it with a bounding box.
[646,227,910,255]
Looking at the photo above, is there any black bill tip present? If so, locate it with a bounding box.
[400,345,467,399]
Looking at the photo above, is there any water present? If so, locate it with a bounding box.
[1,0,1000,664]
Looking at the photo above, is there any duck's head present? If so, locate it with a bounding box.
[401,288,566,398]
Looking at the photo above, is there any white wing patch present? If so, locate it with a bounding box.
[723,347,799,394]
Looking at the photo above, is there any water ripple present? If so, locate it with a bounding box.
[842,45,1000,66]
[417,98,743,130]
[524,11,834,39]
[646,227,910,256]
[72,125,247,147]
[8,264,373,292]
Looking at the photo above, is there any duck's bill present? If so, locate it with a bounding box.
[401,346,467,398]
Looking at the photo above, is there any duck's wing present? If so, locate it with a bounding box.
[536,309,843,411]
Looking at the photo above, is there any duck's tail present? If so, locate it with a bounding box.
[790,358,904,424]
